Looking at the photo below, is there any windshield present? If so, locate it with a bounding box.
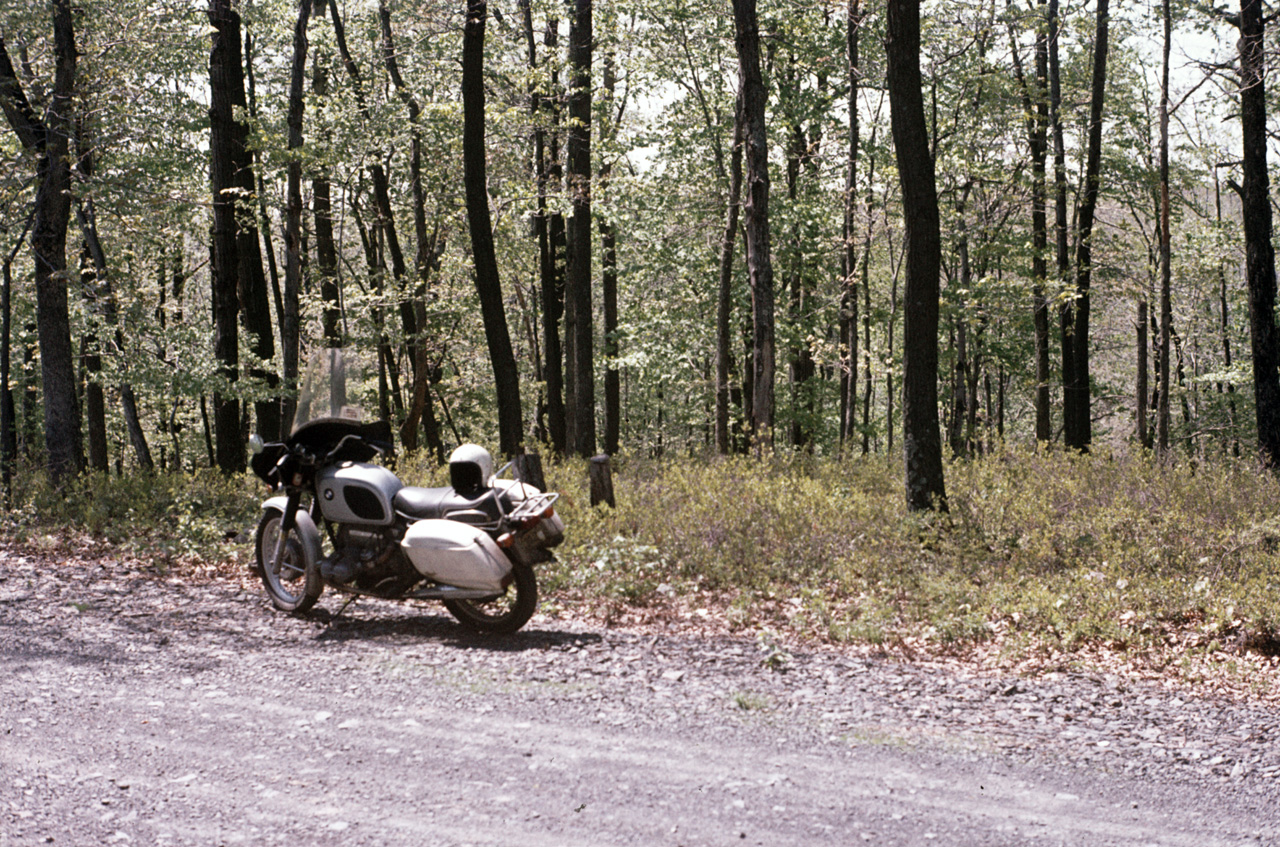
[292,348,370,434]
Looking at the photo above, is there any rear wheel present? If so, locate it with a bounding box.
[443,563,537,634]
[256,509,321,613]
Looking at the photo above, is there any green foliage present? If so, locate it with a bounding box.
[542,448,1280,675]
[1,468,260,564]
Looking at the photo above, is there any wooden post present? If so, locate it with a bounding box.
[588,454,615,508]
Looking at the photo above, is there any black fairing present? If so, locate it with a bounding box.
[290,419,389,458]
[251,419,394,486]
[250,443,288,485]
[289,418,393,461]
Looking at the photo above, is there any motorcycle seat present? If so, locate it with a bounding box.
[393,485,510,523]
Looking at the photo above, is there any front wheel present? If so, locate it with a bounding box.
[444,563,537,634]
[256,509,322,613]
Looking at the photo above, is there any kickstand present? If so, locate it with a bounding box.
[329,594,359,623]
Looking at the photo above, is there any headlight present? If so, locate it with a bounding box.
[249,434,265,455]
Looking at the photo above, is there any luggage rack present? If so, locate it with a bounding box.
[508,491,560,522]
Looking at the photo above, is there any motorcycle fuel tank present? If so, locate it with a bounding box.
[401,519,512,592]
[317,462,403,527]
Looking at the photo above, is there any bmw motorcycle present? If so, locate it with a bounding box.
[249,349,563,634]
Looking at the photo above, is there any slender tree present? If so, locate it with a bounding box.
[1236,0,1280,465]
[1009,3,1051,443]
[381,0,445,459]
[716,96,745,455]
[73,136,153,470]
[886,0,946,510]
[600,45,620,457]
[1062,0,1110,451]
[565,0,595,457]
[208,0,249,472]
[528,13,567,455]
[311,3,341,348]
[1156,0,1172,454]
[234,32,281,442]
[840,0,863,451]
[731,0,776,453]
[0,8,84,484]
[463,0,524,457]
[1,221,30,499]
[282,0,312,434]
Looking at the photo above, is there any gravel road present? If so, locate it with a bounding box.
[2,546,1278,846]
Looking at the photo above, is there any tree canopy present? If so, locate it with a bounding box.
[0,0,1273,498]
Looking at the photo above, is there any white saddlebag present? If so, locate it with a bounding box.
[401,519,512,592]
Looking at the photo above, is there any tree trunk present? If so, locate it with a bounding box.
[1010,7,1052,443]
[1137,297,1149,447]
[1213,170,1239,455]
[950,187,972,460]
[1,237,19,499]
[283,0,311,436]
[600,46,620,457]
[886,0,946,511]
[1062,0,1110,451]
[565,0,595,458]
[533,17,567,456]
[234,27,281,444]
[243,31,287,440]
[208,0,248,473]
[716,97,746,455]
[1238,0,1280,466]
[381,0,442,460]
[732,0,776,454]
[463,0,524,457]
[1155,0,1172,455]
[861,125,877,455]
[80,259,109,473]
[310,27,341,348]
[840,0,862,452]
[0,13,84,484]
[1046,0,1070,449]
[785,117,816,451]
[1,231,25,498]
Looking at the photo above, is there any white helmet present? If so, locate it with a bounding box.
[449,443,493,492]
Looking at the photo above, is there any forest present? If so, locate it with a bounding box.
[0,0,1277,504]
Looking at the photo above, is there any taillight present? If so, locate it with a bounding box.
[518,506,555,530]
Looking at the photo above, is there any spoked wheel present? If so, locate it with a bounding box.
[256,509,321,613]
[443,563,537,635]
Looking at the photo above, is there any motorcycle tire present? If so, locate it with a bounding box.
[443,563,537,635]
[256,509,322,613]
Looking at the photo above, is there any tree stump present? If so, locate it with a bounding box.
[514,452,546,492]
[589,454,615,508]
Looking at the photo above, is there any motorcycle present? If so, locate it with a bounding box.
[249,348,563,634]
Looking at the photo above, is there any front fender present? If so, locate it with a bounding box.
[262,499,323,596]
[291,510,323,583]
[262,495,290,514]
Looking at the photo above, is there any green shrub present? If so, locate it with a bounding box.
[1,467,260,565]
[542,447,1280,674]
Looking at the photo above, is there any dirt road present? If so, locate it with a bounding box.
[2,548,1276,845]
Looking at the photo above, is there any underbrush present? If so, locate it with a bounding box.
[540,448,1280,687]
[1,466,260,567]
[5,447,1280,689]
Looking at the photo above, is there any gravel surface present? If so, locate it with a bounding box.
[2,545,1278,846]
